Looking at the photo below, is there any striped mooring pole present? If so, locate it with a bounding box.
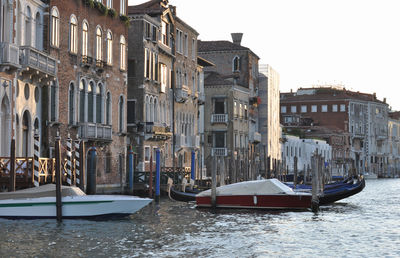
[74,136,81,189]
[33,131,40,187]
[66,134,73,186]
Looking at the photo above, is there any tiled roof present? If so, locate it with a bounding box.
[128,0,165,15]
[198,40,250,52]
[281,88,387,105]
[204,72,232,86]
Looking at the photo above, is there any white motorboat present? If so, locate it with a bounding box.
[196,179,312,210]
[0,184,152,219]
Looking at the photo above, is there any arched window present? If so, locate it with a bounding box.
[25,6,32,46]
[79,79,86,122]
[51,7,59,47]
[96,84,102,123]
[70,15,78,53]
[50,81,58,122]
[150,97,154,122]
[0,96,11,156]
[82,21,88,57]
[233,56,240,72]
[35,12,42,50]
[106,92,111,125]
[88,81,94,123]
[106,30,113,65]
[119,96,124,132]
[69,82,74,124]
[154,98,158,123]
[106,0,113,8]
[120,0,126,15]
[120,36,126,70]
[96,26,102,63]
[145,96,150,122]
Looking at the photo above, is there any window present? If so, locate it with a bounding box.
[106,30,113,65]
[291,106,297,113]
[176,29,182,53]
[88,82,94,123]
[96,84,102,123]
[51,7,59,47]
[144,146,150,162]
[144,48,150,78]
[120,0,126,15]
[214,98,225,114]
[50,81,57,121]
[69,83,74,124]
[321,105,328,112]
[161,21,168,46]
[160,63,168,92]
[119,96,124,132]
[119,36,126,70]
[192,38,196,60]
[281,106,286,113]
[244,104,248,119]
[340,104,346,112]
[184,33,188,56]
[311,105,317,112]
[233,56,240,72]
[332,104,338,112]
[234,101,238,117]
[127,100,136,124]
[79,79,85,123]
[106,0,112,8]
[239,103,243,118]
[96,26,102,63]
[106,92,111,125]
[69,15,78,54]
[82,21,88,58]
[214,132,225,148]
[301,105,307,113]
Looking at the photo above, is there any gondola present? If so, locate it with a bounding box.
[318,177,365,205]
[168,185,197,202]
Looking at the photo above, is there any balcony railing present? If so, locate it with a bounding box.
[81,55,93,67]
[145,123,172,140]
[251,132,261,143]
[211,114,229,124]
[19,46,57,76]
[0,42,20,68]
[212,148,228,156]
[79,123,112,141]
[175,85,189,102]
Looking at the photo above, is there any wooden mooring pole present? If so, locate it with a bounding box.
[311,154,319,212]
[55,133,62,221]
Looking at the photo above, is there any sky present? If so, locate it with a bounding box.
[128,0,400,110]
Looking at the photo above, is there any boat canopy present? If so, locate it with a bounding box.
[0,184,86,200]
[197,179,307,197]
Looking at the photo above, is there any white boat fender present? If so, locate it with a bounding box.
[253,195,257,205]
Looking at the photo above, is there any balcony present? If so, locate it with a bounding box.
[19,46,57,77]
[250,132,261,143]
[212,148,228,156]
[145,123,172,141]
[175,85,189,102]
[211,114,229,124]
[81,55,93,67]
[0,42,20,69]
[79,123,112,141]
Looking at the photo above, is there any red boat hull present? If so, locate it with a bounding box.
[196,194,312,210]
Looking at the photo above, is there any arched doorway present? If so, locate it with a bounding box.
[0,96,11,156]
[22,111,31,157]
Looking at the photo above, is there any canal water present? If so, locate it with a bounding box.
[0,179,399,257]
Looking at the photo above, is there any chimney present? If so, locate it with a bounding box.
[384,97,386,103]
[169,5,176,15]
[231,33,243,45]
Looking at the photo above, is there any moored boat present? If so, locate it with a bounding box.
[169,185,197,202]
[196,179,312,210]
[0,184,152,219]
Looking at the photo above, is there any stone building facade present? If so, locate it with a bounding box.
[1,0,57,158]
[388,111,400,177]
[258,64,281,173]
[199,33,261,181]
[280,86,389,177]
[127,1,174,173]
[48,0,129,192]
